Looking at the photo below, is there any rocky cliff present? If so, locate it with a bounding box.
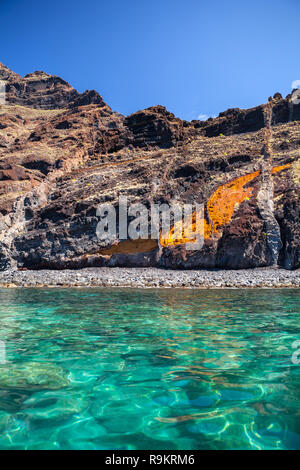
[0,62,299,270]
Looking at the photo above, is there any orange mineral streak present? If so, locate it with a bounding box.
[160,163,291,248]
[272,163,291,174]
[90,165,291,254]
[205,170,259,237]
[97,238,157,256]
[160,171,259,247]
[160,208,204,247]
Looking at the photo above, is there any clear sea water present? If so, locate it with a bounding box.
[0,288,299,450]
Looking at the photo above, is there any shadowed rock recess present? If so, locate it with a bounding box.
[0,62,299,271]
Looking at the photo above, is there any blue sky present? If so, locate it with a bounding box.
[0,0,299,120]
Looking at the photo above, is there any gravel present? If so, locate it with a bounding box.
[0,267,299,288]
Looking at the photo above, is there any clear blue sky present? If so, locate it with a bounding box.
[0,0,299,120]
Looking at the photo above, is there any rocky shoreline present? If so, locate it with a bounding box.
[0,64,299,274]
[0,267,299,288]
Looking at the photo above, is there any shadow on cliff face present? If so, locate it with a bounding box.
[0,63,299,271]
[277,199,300,270]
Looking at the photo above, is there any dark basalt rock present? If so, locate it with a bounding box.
[5,71,80,109]
[124,105,194,149]
[68,89,106,108]
[198,93,300,137]
[0,63,299,271]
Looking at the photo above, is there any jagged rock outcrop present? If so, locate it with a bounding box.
[124,105,195,149]
[0,63,106,110]
[0,62,299,270]
[197,93,300,138]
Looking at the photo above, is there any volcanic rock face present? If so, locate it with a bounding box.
[0,62,299,270]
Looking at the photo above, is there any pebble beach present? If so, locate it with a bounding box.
[0,267,299,288]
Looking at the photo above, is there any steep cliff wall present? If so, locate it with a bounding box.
[0,63,299,270]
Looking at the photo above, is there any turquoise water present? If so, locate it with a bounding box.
[0,288,299,450]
